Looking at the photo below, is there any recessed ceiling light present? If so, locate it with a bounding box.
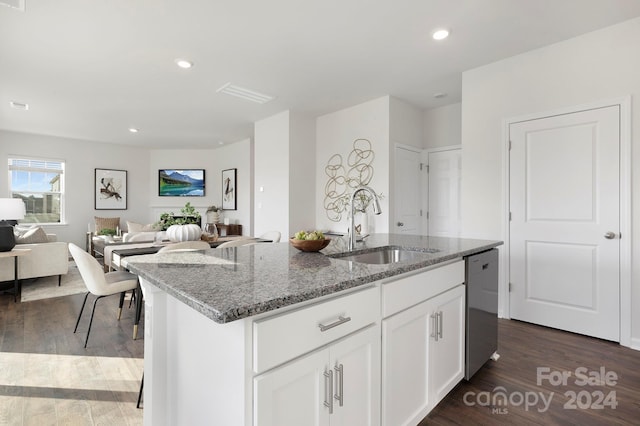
[175,59,193,69]
[433,92,447,99]
[216,83,275,104]
[9,101,29,110]
[218,141,224,145]
[432,29,450,41]
[129,128,139,133]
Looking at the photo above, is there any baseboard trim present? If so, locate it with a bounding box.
[628,337,640,351]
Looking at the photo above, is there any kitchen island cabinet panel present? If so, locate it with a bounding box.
[428,284,466,410]
[254,325,380,426]
[382,283,465,425]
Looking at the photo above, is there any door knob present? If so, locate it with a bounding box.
[604,232,617,239]
[397,222,404,227]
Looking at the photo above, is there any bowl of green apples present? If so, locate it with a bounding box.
[289,230,331,252]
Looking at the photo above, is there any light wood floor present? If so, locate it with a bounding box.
[1,288,639,425]
[0,289,144,425]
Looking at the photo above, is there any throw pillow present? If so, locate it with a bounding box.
[95,216,120,233]
[14,224,35,238]
[127,221,160,233]
[15,226,49,244]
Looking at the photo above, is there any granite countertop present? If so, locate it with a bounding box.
[123,234,502,324]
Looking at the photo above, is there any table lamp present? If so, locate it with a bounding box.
[0,198,26,252]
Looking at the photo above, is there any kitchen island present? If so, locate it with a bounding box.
[125,234,501,426]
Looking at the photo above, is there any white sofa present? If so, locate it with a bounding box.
[122,231,166,242]
[0,234,69,285]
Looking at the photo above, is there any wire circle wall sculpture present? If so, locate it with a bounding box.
[324,138,376,222]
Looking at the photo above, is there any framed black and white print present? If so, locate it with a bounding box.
[95,168,127,210]
[222,168,237,210]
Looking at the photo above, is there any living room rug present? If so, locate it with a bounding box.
[20,261,88,302]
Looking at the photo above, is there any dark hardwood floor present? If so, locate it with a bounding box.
[1,289,639,425]
[422,319,640,425]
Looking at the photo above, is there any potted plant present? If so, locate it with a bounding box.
[155,202,202,231]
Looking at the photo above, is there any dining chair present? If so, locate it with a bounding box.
[259,230,281,243]
[68,243,140,348]
[216,238,253,248]
[157,240,210,252]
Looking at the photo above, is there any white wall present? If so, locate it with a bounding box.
[460,17,640,345]
[0,130,150,249]
[149,139,252,235]
[423,103,461,149]
[315,96,390,234]
[389,96,423,149]
[254,111,290,238]
[289,111,316,235]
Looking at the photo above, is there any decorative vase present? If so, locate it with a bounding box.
[207,211,220,224]
[202,223,219,241]
[167,224,202,242]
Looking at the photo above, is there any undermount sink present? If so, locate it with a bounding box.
[330,246,439,265]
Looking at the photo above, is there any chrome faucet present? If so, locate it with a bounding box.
[348,185,382,251]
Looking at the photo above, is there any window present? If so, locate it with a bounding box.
[8,157,65,224]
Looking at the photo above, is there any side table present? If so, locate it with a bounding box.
[0,248,32,302]
[214,223,242,237]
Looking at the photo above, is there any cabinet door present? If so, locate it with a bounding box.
[428,285,465,409]
[330,325,380,426]
[381,301,432,426]
[254,349,330,426]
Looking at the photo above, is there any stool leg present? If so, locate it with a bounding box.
[84,295,104,348]
[117,291,125,320]
[137,373,144,408]
[133,285,142,340]
[74,292,90,333]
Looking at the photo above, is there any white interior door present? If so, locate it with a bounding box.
[509,105,620,341]
[425,148,461,237]
[394,145,422,234]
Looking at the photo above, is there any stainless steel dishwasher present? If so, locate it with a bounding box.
[464,248,499,380]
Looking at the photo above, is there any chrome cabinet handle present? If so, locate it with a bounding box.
[430,313,438,342]
[324,369,334,414]
[334,363,344,407]
[438,311,443,339]
[319,316,351,332]
[604,232,617,239]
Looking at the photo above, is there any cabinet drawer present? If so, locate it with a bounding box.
[253,286,379,374]
[382,260,464,318]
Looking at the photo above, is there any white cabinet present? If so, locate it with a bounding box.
[427,285,465,408]
[381,261,465,426]
[254,325,380,426]
[382,298,432,426]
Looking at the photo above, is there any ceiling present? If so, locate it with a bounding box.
[2,0,640,149]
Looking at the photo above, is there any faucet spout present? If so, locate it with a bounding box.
[349,185,382,251]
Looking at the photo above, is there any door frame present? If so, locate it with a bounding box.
[501,96,632,348]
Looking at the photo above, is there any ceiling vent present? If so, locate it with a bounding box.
[216,83,274,104]
[9,101,29,110]
[0,0,25,11]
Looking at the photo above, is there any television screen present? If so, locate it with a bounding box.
[159,169,205,196]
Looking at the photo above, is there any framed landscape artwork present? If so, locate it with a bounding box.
[95,168,127,210]
[222,168,237,210]
[158,169,205,196]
